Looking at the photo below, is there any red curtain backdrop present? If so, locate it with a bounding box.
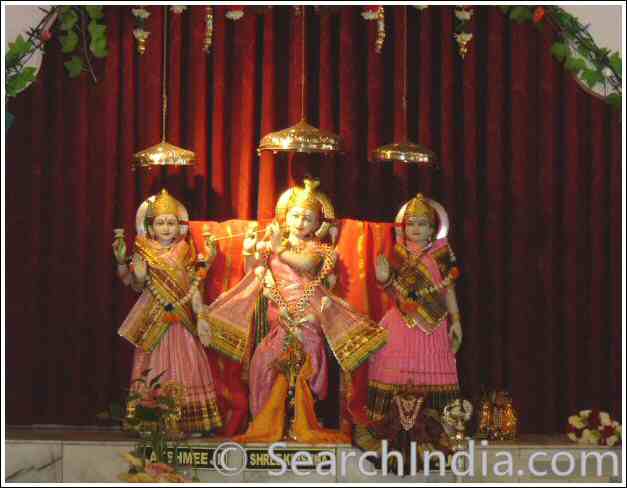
[6,6,621,433]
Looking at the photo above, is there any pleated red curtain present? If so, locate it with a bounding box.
[6,6,621,433]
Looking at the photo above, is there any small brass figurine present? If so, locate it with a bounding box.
[477,390,518,441]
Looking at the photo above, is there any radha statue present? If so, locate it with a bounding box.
[113,189,222,433]
[355,194,461,458]
[200,179,388,443]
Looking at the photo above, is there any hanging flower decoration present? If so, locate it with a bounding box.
[132,6,151,55]
[169,6,187,15]
[362,6,386,54]
[454,6,474,58]
[533,6,545,24]
[225,6,245,21]
[567,410,621,447]
[204,6,213,53]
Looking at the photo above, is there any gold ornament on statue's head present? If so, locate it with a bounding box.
[147,189,179,219]
[288,178,323,214]
[275,178,337,243]
[132,7,196,170]
[405,193,437,225]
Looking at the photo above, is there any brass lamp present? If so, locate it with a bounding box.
[258,7,342,156]
[133,7,195,169]
[371,7,436,167]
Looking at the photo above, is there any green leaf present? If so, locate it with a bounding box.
[564,56,587,75]
[60,8,79,31]
[8,35,33,58]
[64,55,84,78]
[149,370,167,388]
[90,35,108,58]
[85,6,104,19]
[88,20,107,39]
[550,42,569,62]
[609,52,622,74]
[6,67,38,97]
[580,67,605,89]
[510,6,533,23]
[60,30,79,53]
[606,93,621,109]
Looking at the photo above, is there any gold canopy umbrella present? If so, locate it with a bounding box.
[371,7,437,167]
[258,7,342,156]
[133,7,195,169]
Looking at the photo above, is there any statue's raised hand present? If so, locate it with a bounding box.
[112,238,127,265]
[243,223,258,256]
[268,221,283,253]
[375,255,390,284]
[132,254,147,282]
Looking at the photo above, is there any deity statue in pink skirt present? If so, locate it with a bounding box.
[354,194,461,458]
[200,179,387,443]
[113,189,222,434]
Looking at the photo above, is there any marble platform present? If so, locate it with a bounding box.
[5,429,623,483]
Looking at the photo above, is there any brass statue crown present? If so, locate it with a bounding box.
[148,189,179,219]
[405,193,436,225]
[288,178,323,214]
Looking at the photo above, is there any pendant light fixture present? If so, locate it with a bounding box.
[371,6,436,167]
[258,7,342,155]
[133,7,196,169]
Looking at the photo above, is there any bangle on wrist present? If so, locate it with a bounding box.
[450,312,461,322]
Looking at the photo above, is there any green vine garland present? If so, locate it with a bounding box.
[6,6,109,128]
[501,6,622,110]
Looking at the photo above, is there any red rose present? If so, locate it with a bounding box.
[40,30,52,42]
[588,409,601,429]
[600,425,615,439]
[533,7,545,24]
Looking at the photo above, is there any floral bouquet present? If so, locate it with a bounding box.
[98,369,193,481]
[567,410,621,447]
[118,452,192,483]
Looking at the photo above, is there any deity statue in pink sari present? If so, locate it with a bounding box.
[354,194,461,457]
[113,189,222,434]
[200,179,387,443]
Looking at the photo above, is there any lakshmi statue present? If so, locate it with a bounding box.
[200,179,388,443]
[113,189,222,433]
[354,194,461,458]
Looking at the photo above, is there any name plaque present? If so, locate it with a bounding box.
[142,444,336,471]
